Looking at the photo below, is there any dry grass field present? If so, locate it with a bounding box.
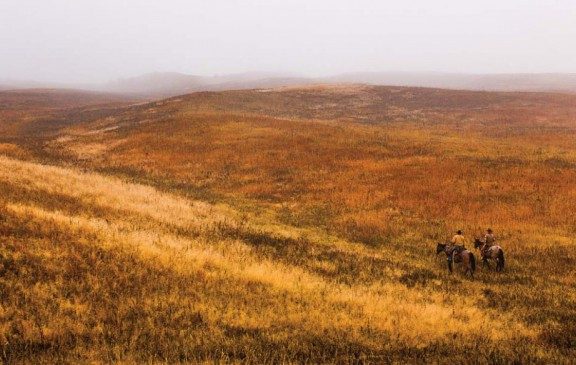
[1,85,575,363]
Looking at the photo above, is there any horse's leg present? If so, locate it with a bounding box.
[469,254,475,279]
[498,249,505,271]
[480,253,487,268]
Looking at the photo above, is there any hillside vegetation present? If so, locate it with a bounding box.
[1,85,575,363]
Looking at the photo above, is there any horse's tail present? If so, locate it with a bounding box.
[470,252,476,272]
[498,249,505,269]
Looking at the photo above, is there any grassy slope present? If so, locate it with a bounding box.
[1,85,576,362]
[0,89,136,160]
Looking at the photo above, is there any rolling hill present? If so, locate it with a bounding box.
[1,85,575,363]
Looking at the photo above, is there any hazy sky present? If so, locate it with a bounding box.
[1,0,575,84]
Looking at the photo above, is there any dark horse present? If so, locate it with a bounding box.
[436,243,476,278]
[474,239,505,271]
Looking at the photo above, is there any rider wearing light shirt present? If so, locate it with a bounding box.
[447,230,466,264]
[451,230,466,246]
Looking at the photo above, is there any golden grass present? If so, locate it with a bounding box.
[1,85,576,362]
[0,155,542,363]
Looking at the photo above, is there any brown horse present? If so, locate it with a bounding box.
[474,239,505,271]
[436,243,476,278]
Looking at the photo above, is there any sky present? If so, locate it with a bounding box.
[1,0,576,84]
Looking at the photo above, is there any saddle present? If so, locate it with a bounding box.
[449,245,466,254]
[448,245,466,262]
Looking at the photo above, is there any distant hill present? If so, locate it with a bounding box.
[103,71,576,97]
[4,72,576,97]
[0,88,135,138]
[327,72,576,93]
[103,72,207,96]
[102,72,313,97]
[0,88,135,111]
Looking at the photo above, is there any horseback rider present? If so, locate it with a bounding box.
[451,230,466,247]
[447,230,466,264]
[481,228,496,256]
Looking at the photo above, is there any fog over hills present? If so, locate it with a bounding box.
[101,71,312,96]
[4,71,576,97]
[327,72,576,93]
[101,71,576,97]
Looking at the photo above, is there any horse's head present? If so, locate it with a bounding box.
[436,242,446,254]
[473,238,483,249]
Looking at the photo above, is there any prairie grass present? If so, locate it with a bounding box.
[1,85,576,362]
